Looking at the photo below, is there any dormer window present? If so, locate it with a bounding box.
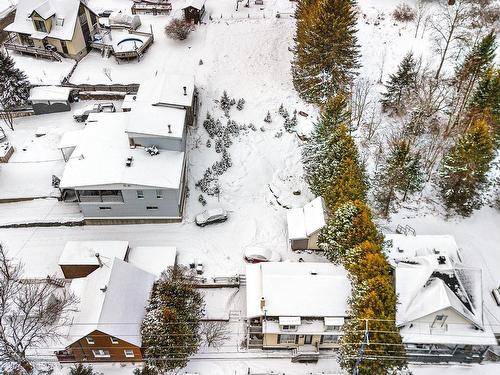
[324,317,344,332]
[56,17,64,26]
[281,324,298,332]
[33,19,46,32]
[278,316,301,332]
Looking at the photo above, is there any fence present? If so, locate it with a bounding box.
[61,83,140,94]
[206,10,295,21]
[193,275,241,287]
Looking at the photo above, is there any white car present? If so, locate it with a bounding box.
[244,246,281,263]
[195,208,228,227]
[73,103,116,122]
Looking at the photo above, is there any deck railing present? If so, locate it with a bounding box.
[4,42,62,61]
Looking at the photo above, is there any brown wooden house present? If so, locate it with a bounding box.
[182,0,206,24]
[56,258,155,363]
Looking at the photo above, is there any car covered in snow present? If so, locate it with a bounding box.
[243,246,281,263]
[73,103,116,122]
[195,208,228,227]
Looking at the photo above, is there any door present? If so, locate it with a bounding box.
[61,40,68,54]
[304,335,313,345]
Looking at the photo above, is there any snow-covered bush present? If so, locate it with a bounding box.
[198,194,207,206]
[165,18,194,40]
[264,111,272,123]
[392,3,415,22]
[284,111,298,132]
[236,98,245,110]
[206,139,211,148]
[220,90,232,115]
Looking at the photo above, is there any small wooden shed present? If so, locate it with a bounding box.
[182,0,206,24]
[28,86,72,115]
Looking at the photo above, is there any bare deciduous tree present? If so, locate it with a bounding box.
[0,244,77,374]
[200,321,230,349]
[430,0,471,80]
[350,77,373,131]
[414,0,430,38]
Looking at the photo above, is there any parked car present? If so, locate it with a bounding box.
[244,246,281,263]
[0,127,6,142]
[73,103,116,122]
[195,208,228,227]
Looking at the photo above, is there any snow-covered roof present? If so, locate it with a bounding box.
[33,0,54,19]
[137,73,195,109]
[126,104,186,139]
[183,0,205,10]
[385,234,461,266]
[5,0,87,41]
[29,86,71,101]
[286,197,327,240]
[246,262,350,319]
[58,241,129,266]
[58,129,83,149]
[394,246,497,346]
[59,113,185,189]
[66,258,155,347]
[127,246,177,277]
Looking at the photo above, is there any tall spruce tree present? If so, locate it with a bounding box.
[0,52,30,130]
[380,52,418,115]
[374,139,424,218]
[292,0,360,104]
[141,267,204,372]
[450,31,497,128]
[467,67,500,142]
[438,119,494,216]
[302,94,354,197]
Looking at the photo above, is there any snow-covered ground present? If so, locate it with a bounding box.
[1,0,499,373]
[0,100,122,200]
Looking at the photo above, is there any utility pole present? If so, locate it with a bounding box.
[352,319,370,375]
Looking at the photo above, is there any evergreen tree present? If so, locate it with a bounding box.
[373,139,424,218]
[318,200,383,264]
[451,31,497,127]
[141,267,204,372]
[0,52,30,130]
[467,67,500,142]
[302,94,357,198]
[438,119,495,216]
[69,364,97,375]
[292,0,360,104]
[380,52,418,115]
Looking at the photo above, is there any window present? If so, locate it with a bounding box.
[146,206,159,210]
[278,334,296,344]
[156,190,163,199]
[124,349,135,358]
[99,207,112,210]
[321,335,339,344]
[92,350,110,358]
[325,325,342,332]
[281,325,297,332]
[33,19,46,32]
[137,190,144,199]
[110,337,119,344]
[60,40,68,54]
[85,336,95,344]
[56,17,64,26]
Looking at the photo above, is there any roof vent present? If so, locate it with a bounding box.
[100,285,107,293]
[437,256,446,265]
[168,124,172,133]
[433,248,440,254]
[133,95,137,100]
[183,86,187,96]
[125,156,133,167]
[310,270,317,275]
[397,247,404,253]
[260,297,266,309]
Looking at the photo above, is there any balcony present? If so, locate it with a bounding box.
[77,190,124,203]
[4,40,62,61]
[55,350,76,363]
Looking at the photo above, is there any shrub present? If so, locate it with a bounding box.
[392,3,415,22]
[165,18,194,40]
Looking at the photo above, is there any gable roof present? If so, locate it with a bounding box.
[246,262,350,319]
[29,85,71,101]
[5,0,92,41]
[286,197,327,240]
[183,0,205,10]
[138,73,195,109]
[67,258,155,347]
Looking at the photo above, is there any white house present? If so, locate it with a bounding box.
[286,197,327,250]
[386,234,497,362]
[245,262,350,359]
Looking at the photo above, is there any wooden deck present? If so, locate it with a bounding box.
[4,42,62,61]
[131,3,172,15]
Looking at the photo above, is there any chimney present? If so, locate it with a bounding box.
[100,285,107,293]
[260,297,266,309]
[310,269,317,275]
[168,124,172,133]
[95,253,103,267]
[183,86,187,96]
